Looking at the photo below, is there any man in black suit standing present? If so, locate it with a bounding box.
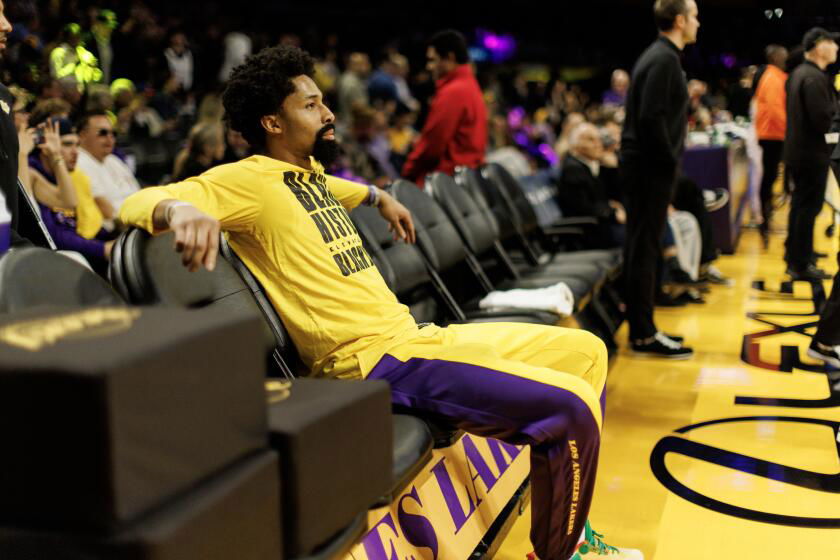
[620,0,699,359]
[783,27,838,281]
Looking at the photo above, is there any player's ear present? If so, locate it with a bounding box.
[261,114,283,135]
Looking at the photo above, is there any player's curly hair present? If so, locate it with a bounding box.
[222,45,315,152]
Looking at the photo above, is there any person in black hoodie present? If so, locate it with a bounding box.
[783,27,838,281]
[620,0,699,359]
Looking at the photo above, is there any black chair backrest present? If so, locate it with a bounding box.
[454,166,511,241]
[218,237,302,378]
[427,172,498,256]
[480,163,541,236]
[518,172,564,229]
[388,180,469,273]
[349,205,430,296]
[0,247,123,312]
[111,228,287,375]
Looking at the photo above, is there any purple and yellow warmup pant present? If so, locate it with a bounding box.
[365,323,607,560]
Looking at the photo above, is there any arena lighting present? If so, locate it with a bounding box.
[721,54,737,69]
[764,8,784,19]
[475,29,517,63]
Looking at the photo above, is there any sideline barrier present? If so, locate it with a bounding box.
[346,434,530,560]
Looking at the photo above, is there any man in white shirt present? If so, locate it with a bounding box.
[75,112,140,226]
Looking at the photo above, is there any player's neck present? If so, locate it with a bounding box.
[267,146,311,170]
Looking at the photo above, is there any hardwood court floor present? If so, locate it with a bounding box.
[496,209,840,560]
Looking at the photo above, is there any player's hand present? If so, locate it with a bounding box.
[378,190,416,243]
[167,203,220,272]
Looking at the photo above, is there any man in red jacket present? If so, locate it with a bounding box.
[402,30,487,185]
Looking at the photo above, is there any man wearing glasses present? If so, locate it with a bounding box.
[76,112,139,228]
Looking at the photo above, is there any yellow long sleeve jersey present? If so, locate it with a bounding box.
[120,155,418,378]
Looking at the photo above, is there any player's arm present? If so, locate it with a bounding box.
[327,175,416,243]
[121,166,263,271]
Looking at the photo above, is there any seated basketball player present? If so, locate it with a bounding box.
[120,45,640,560]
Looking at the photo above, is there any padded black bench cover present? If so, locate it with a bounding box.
[267,378,391,556]
[0,451,282,560]
[0,306,270,532]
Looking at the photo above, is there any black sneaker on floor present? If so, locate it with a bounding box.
[655,292,687,307]
[666,267,709,288]
[675,289,705,304]
[787,265,832,281]
[808,340,840,368]
[631,332,694,359]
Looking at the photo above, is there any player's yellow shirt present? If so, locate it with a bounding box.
[119,155,419,378]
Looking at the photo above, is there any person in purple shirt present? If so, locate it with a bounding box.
[602,69,630,107]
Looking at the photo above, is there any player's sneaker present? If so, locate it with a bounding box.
[572,521,644,559]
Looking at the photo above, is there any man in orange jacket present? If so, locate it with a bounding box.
[753,44,788,246]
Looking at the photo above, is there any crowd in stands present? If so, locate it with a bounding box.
[4,1,746,298]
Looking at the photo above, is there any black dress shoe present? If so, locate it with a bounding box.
[663,333,684,343]
[675,289,706,304]
[631,332,694,359]
[666,268,709,288]
[655,292,687,307]
[787,265,832,281]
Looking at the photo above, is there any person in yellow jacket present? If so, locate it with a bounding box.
[120,45,641,560]
[49,23,102,90]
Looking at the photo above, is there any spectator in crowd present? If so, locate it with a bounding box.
[341,105,396,186]
[222,126,249,163]
[76,111,140,226]
[27,117,112,273]
[84,8,117,85]
[783,27,838,281]
[602,69,629,107]
[621,0,699,359]
[367,55,399,110]
[727,65,755,119]
[218,31,251,83]
[403,29,487,185]
[554,111,585,158]
[753,44,788,247]
[557,122,626,249]
[164,31,194,92]
[119,43,639,560]
[386,103,418,174]
[172,121,225,181]
[49,23,102,89]
[389,53,419,112]
[336,52,370,122]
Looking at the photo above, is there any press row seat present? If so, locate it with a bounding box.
[111,229,442,494]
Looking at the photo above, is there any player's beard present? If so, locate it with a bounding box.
[312,124,340,167]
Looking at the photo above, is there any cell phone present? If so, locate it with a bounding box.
[35,128,45,145]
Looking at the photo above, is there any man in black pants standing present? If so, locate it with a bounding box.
[783,27,838,281]
[620,0,699,359]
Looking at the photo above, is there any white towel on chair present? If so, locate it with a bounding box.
[478,282,575,317]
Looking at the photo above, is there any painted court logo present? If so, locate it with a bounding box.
[651,280,840,527]
[282,171,374,277]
